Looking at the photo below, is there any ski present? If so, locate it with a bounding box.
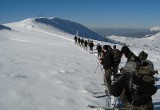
[86,88,106,95]
[101,83,105,85]
[92,94,109,98]
[91,91,106,95]
[86,89,109,95]
[88,104,113,110]
[88,104,125,110]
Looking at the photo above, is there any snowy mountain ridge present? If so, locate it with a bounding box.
[2,17,105,41]
[150,26,160,31]
[34,17,105,41]
[107,31,160,52]
[94,26,160,38]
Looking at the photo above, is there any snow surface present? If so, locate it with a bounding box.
[0,18,160,110]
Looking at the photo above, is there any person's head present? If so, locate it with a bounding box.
[102,45,108,52]
[121,46,130,58]
[141,60,154,72]
[113,45,116,50]
[103,45,112,52]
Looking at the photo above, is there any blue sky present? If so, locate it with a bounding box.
[0,0,160,29]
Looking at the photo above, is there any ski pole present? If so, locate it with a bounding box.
[94,64,99,73]
[98,63,105,74]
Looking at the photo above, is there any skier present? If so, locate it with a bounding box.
[110,60,157,110]
[96,43,102,58]
[74,35,77,44]
[89,41,94,53]
[99,45,114,93]
[121,45,141,64]
[112,45,122,80]
[84,40,88,50]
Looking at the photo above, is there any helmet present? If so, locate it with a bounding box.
[103,45,111,51]
[113,45,116,49]
[141,60,154,71]
[121,46,130,55]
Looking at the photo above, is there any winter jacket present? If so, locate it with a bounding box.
[96,45,102,52]
[101,51,114,70]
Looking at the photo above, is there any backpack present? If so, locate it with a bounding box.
[112,49,122,66]
[138,51,148,62]
[138,60,157,83]
[122,60,157,106]
[128,74,157,106]
[122,60,157,83]
[122,61,139,75]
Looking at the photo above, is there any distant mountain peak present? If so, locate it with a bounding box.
[150,26,160,31]
[33,17,105,41]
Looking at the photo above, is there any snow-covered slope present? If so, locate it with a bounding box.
[0,19,160,110]
[107,32,160,52]
[0,19,108,110]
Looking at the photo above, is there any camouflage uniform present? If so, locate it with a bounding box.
[126,100,153,110]
[100,45,114,92]
[110,74,157,110]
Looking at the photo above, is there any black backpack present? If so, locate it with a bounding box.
[128,74,157,106]
[122,60,157,83]
[121,60,157,106]
[112,49,122,66]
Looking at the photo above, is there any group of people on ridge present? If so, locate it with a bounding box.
[74,35,95,53]
[73,35,157,110]
[98,44,157,110]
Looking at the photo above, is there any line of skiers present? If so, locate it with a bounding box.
[74,35,95,53]
[99,45,157,110]
[74,35,158,110]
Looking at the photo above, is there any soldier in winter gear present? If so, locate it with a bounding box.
[110,71,157,110]
[84,40,88,50]
[78,37,81,46]
[121,46,140,63]
[74,35,77,44]
[110,46,157,110]
[80,38,84,47]
[96,43,102,58]
[99,45,114,93]
[89,41,94,53]
[112,45,122,80]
